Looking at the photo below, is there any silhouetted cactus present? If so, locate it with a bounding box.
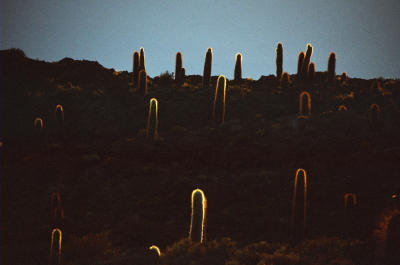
[327,52,336,82]
[234,53,242,81]
[280,72,290,88]
[55,105,64,127]
[139,47,146,72]
[276,43,283,79]
[175,52,183,84]
[297,52,305,77]
[132,51,140,85]
[34,117,44,129]
[189,189,207,243]
[203,48,213,90]
[308,62,315,82]
[302,44,313,76]
[138,69,147,94]
[340,72,348,82]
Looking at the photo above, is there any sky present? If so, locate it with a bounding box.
[1,0,400,79]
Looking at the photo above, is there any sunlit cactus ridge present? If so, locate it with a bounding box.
[189,189,207,243]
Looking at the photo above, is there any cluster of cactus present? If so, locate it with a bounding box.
[133,47,147,92]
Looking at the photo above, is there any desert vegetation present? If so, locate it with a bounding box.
[1,46,400,265]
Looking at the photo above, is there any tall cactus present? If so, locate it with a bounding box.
[132,51,140,85]
[327,52,336,82]
[189,189,207,243]
[302,44,313,76]
[276,42,283,79]
[308,62,315,82]
[139,47,146,72]
[297,52,305,77]
[138,69,147,95]
[203,48,213,90]
[175,52,183,83]
[234,53,242,81]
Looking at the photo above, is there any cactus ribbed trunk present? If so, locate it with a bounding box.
[276,43,283,79]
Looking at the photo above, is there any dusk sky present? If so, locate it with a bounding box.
[1,0,399,79]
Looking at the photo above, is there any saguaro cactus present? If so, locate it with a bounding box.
[276,43,283,79]
[139,47,146,72]
[328,52,336,82]
[49,228,62,265]
[344,193,357,209]
[203,48,213,89]
[149,245,161,256]
[189,189,207,243]
[138,70,147,95]
[291,168,308,233]
[146,98,159,139]
[280,72,290,88]
[302,44,313,76]
[132,51,140,85]
[234,52,242,81]
[55,105,64,127]
[297,52,305,77]
[369,103,380,125]
[299,91,312,116]
[308,62,315,82]
[213,75,227,124]
[34,117,44,129]
[175,52,183,83]
[50,191,64,224]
